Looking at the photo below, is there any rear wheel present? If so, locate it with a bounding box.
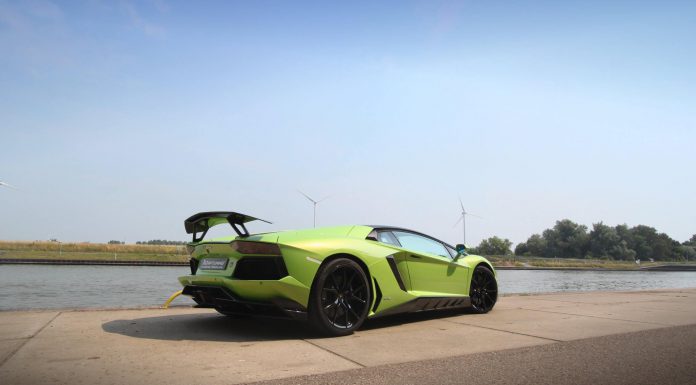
[469,265,497,313]
[309,258,370,336]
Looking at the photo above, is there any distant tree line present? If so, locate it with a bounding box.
[136,240,187,245]
[108,240,124,244]
[472,219,696,261]
[469,236,513,256]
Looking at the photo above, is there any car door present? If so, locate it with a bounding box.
[391,230,469,296]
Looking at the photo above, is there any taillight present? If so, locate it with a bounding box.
[230,241,282,256]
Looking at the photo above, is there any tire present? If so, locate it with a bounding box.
[309,258,371,336]
[469,265,497,313]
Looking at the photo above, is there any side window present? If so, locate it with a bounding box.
[377,231,401,247]
[392,231,450,258]
[445,244,458,258]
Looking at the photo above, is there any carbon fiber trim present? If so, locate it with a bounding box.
[386,255,407,291]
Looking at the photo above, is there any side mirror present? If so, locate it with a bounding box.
[455,244,467,254]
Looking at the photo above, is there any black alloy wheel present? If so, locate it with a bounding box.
[309,258,370,336]
[469,265,498,313]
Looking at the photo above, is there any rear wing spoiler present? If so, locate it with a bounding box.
[184,211,272,242]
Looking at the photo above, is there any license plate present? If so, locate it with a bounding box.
[199,258,229,270]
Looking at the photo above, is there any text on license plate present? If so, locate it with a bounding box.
[199,258,229,270]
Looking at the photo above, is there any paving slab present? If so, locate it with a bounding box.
[0,309,358,385]
[494,296,587,311]
[446,308,664,341]
[0,340,25,365]
[526,288,696,305]
[529,302,696,326]
[0,311,59,340]
[531,292,662,304]
[517,289,696,326]
[308,317,551,366]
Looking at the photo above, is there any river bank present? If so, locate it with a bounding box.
[0,241,187,263]
[4,258,696,271]
[0,258,187,266]
[3,256,696,271]
[495,265,696,271]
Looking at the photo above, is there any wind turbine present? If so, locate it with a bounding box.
[0,180,18,190]
[298,190,330,228]
[453,198,481,245]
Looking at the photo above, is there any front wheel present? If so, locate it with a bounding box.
[309,258,371,336]
[469,265,497,313]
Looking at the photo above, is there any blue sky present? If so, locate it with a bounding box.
[1,0,695,245]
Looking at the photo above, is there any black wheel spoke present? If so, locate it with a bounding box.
[350,296,366,304]
[343,303,350,326]
[347,271,356,289]
[331,304,340,325]
[345,303,360,320]
[330,274,341,291]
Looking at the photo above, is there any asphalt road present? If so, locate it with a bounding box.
[251,324,696,385]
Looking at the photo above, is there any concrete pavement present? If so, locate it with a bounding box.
[1,288,695,384]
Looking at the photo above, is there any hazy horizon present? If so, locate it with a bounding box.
[1,1,694,246]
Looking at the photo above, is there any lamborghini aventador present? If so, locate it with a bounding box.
[178,211,497,336]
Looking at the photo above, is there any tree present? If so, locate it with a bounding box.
[542,219,589,258]
[475,236,513,256]
[136,240,186,245]
[526,234,547,256]
[629,225,679,261]
[515,220,683,261]
[678,245,696,261]
[588,222,618,259]
[514,234,546,256]
[588,222,636,260]
[514,242,528,256]
[682,235,696,262]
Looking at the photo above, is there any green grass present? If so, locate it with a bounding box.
[488,255,696,270]
[0,241,188,263]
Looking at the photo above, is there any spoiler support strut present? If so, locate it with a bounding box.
[184,211,271,242]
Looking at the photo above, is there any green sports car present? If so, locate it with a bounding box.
[178,211,497,336]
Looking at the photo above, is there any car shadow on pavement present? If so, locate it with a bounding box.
[362,308,471,331]
[102,308,475,342]
[102,311,316,342]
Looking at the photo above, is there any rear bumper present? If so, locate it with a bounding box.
[182,285,307,320]
[178,273,310,319]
